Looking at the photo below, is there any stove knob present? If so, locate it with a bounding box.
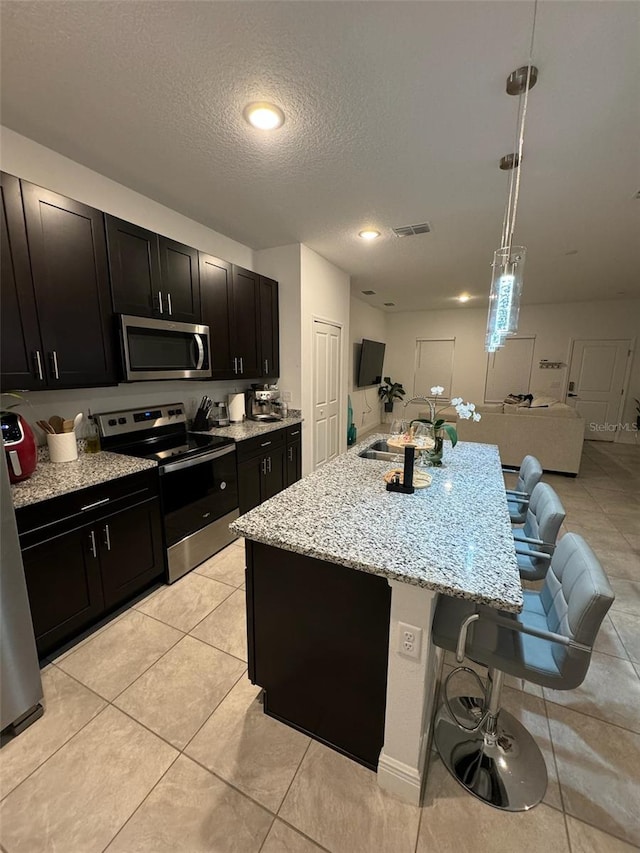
[118,417,127,425]
[175,408,182,414]
[168,409,175,416]
[108,419,117,426]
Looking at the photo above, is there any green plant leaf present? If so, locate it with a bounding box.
[441,423,458,447]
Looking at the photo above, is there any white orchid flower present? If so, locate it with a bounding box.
[451,397,462,406]
[431,386,444,396]
[473,412,482,422]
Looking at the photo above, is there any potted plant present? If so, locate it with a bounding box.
[409,386,481,465]
[378,377,406,413]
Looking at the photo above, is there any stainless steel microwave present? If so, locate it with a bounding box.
[119,315,212,381]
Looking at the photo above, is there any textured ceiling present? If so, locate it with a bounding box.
[1,1,638,312]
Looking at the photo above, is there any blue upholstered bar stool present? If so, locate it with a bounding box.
[432,533,614,812]
[505,455,543,524]
[513,483,566,582]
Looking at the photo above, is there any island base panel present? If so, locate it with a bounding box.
[246,540,391,770]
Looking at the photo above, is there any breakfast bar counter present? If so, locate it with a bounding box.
[231,436,520,804]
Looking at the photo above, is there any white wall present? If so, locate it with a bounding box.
[254,244,302,410]
[300,246,351,474]
[0,127,264,435]
[0,127,253,267]
[385,298,640,440]
[349,297,388,434]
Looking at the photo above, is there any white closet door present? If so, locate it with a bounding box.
[485,337,535,402]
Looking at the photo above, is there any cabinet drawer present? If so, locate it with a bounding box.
[237,429,285,462]
[17,468,159,542]
[286,424,302,443]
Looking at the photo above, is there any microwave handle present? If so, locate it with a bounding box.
[193,334,205,370]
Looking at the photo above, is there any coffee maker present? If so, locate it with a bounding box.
[245,385,282,422]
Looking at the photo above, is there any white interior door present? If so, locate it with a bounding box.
[567,339,631,441]
[313,321,341,469]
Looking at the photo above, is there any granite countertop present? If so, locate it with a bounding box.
[11,451,157,509]
[194,414,303,442]
[231,435,522,613]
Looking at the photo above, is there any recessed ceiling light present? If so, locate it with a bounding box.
[457,294,471,303]
[358,230,381,241]
[243,102,285,130]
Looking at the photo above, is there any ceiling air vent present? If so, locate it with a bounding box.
[392,222,432,237]
[361,290,376,295]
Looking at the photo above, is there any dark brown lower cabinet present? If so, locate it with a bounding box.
[286,439,302,486]
[246,541,391,770]
[21,526,105,656]
[238,445,286,515]
[17,470,165,656]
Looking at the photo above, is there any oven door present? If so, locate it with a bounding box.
[159,446,238,548]
[120,314,212,381]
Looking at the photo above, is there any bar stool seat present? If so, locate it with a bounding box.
[431,533,614,811]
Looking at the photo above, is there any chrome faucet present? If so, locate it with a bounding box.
[404,395,435,423]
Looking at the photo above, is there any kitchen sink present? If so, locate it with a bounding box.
[358,440,399,461]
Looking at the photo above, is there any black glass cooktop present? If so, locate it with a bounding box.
[113,432,233,465]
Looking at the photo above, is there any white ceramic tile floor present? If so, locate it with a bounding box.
[1,441,639,852]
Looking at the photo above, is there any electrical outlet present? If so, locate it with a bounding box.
[281,390,292,402]
[398,622,422,660]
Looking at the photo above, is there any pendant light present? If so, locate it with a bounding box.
[485,2,539,353]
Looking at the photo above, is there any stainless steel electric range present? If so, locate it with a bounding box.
[95,403,238,583]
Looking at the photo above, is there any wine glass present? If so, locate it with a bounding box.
[412,422,435,467]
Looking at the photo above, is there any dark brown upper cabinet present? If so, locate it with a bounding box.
[199,253,234,378]
[0,173,46,391]
[259,276,280,379]
[230,265,262,379]
[1,176,116,391]
[200,260,277,380]
[106,216,200,323]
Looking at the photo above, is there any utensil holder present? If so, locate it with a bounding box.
[47,432,78,463]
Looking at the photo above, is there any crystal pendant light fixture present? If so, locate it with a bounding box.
[485,3,539,353]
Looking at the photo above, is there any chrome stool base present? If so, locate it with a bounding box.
[434,696,548,812]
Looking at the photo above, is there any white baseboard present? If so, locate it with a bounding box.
[377,752,423,805]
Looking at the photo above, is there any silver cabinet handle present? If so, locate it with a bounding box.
[288,447,293,462]
[33,351,44,380]
[260,440,272,448]
[158,291,163,314]
[261,458,267,475]
[50,351,60,379]
[194,334,205,369]
[167,292,172,316]
[103,524,111,551]
[267,456,272,473]
[289,430,300,437]
[80,497,110,512]
[233,357,238,374]
[239,357,244,374]
[89,530,97,558]
[264,359,269,374]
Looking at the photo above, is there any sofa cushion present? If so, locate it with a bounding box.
[531,395,560,408]
[516,403,578,418]
[477,403,504,414]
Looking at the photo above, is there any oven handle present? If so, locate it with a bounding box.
[193,334,205,370]
[159,444,235,475]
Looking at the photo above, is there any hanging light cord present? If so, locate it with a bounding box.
[501,0,538,255]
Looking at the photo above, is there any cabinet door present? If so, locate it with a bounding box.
[199,253,234,379]
[159,236,200,323]
[22,525,105,656]
[106,215,161,317]
[0,173,45,391]
[259,276,279,378]
[238,456,263,516]
[231,265,261,378]
[98,497,164,610]
[21,183,116,388]
[263,445,286,501]
[286,439,302,486]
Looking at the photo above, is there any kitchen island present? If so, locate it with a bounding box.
[231,435,521,804]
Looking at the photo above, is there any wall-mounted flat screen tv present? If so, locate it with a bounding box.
[357,339,386,387]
